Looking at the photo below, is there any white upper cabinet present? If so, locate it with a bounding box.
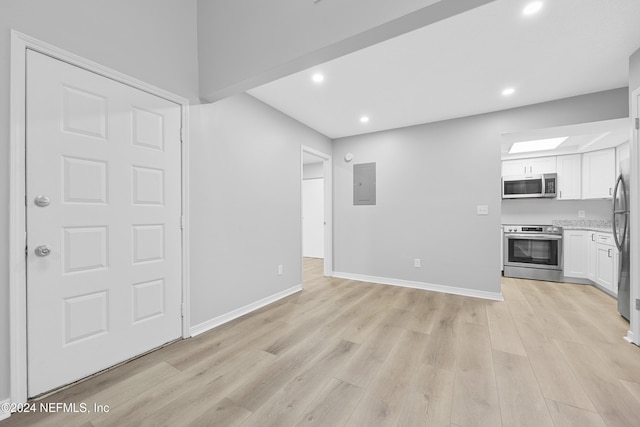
[616,142,630,178]
[582,148,616,199]
[528,156,557,174]
[556,154,581,200]
[502,159,528,176]
[502,156,556,176]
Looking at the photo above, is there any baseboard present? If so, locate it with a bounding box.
[190,284,303,337]
[332,271,504,302]
[624,329,635,345]
[0,398,11,421]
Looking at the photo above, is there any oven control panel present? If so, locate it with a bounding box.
[503,225,562,235]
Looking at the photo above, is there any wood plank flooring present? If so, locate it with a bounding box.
[2,259,639,426]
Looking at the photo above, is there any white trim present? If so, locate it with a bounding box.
[630,87,640,345]
[0,398,11,421]
[301,146,333,277]
[333,271,505,302]
[181,105,191,339]
[189,285,303,337]
[9,31,191,404]
[9,30,29,408]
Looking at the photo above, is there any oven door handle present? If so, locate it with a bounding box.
[505,234,563,240]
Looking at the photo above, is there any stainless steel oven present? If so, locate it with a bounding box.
[503,225,563,282]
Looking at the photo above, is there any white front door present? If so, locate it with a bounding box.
[26,50,182,396]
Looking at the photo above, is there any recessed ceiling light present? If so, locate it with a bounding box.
[523,1,543,16]
[360,116,370,123]
[502,87,516,96]
[312,73,324,83]
[509,137,567,154]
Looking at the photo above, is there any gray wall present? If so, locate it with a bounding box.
[196,0,494,100]
[0,0,199,402]
[333,88,628,294]
[189,94,331,326]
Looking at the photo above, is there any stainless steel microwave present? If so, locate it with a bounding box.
[502,173,557,199]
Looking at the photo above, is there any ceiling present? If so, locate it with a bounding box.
[248,0,640,140]
[500,118,631,160]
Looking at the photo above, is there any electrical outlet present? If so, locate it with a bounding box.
[477,205,489,215]
[278,265,283,275]
[578,210,586,218]
[414,259,421,268]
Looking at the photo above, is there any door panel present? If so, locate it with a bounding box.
[26,50,182,396]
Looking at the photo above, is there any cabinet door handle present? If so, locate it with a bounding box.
[608,248,612,258]
[609,188,613,196]
[591,234,595,241]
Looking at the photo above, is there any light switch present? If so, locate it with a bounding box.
[578,210,586,218]
[477,205,489,215]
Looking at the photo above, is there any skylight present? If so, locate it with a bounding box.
[509,137,567,154]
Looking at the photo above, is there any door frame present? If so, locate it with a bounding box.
[9,31,191,404]
[628,87,640,345]
[301,146,333,277]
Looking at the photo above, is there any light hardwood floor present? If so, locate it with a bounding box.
[3,258,640,426]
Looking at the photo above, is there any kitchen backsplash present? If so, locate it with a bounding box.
[551,219,612,232]
[501,198,611,225]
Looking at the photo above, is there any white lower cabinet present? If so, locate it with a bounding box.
[594,233,618,294]
[587,232,597,282]
[563,230,588,278]
[564,230,618,295]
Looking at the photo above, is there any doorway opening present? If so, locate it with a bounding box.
[301,146,332,285]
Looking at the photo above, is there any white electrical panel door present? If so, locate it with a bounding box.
[26,50,182,396]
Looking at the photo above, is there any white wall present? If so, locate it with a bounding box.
[333,88,628,296]
[189,94,331,327]
[196,0,494,100]
[0,0,199,402]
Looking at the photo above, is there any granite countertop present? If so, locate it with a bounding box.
[552,219,613,233]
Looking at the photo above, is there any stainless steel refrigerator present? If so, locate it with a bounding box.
[613,162,631,321]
